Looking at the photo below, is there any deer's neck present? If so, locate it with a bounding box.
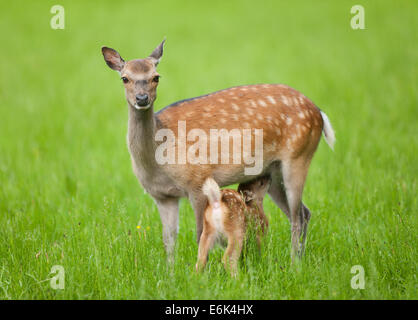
[248,200,264,212]
[127,106,158,168]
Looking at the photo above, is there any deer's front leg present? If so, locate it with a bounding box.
[189,192,208,243]
[155,197,179,263]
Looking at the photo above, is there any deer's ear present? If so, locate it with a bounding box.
[241,190,255,203]
[148,39,165,66]
[102,47,125,72]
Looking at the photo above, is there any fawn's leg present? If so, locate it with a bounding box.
[189,192,208,244]
[196,225,216,272]
[223,232,244,277]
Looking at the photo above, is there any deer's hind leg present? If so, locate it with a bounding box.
[189,192,208,244]
[268,168,291,221]
[300,203,311,257]
[281,157,312,262]
[222,231,245,277]
[268,162,312,258]
[196,222,216,272]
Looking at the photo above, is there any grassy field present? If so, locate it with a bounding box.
[0,0,416,299]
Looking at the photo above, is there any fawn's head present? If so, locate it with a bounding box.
[238,176,272,204]
[101,40,165,110]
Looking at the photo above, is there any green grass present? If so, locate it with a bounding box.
[0,0,417,299]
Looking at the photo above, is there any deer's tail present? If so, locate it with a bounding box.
[202,177,221,207]
[320,111,336,150]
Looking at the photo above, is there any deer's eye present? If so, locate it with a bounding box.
[121,77,129,84]
[153,75,160,83]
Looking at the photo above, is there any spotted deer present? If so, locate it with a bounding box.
[101,40,335,263]
[197,176,271,275]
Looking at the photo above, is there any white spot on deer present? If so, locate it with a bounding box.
[232,114,238,121]
[293,97,299,106]
[298,96,304,105]
[257,113,263,121]
[274,118,280,126]
[286,117,293,125]
[241,87,248,91]
[203,112,211,118]
[266,115,273,123]
[280,114,286,120]
[258,99,267,107]
[301,125,307,132]
[253,119,259,126]
[281,95,290,106]
[232,96,239,100]
[249,100,257,107]
[220,118,227,124]
[220,109,228,115]
[232,103,239,111]
[275,128,281,136]
[267,96,276,104]
[218,98,225,103]
[186,112,194,118]
[243,122,251,128]
[247,108,254,116]
[298,111,305,119]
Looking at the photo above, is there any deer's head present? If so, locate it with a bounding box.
[102,40,165,110]
[238,176,272,204]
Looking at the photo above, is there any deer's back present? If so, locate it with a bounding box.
[155,84,324,189]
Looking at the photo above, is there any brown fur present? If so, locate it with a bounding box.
[197,177,271,276]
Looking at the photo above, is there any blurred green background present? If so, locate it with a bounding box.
[0,0,416,299]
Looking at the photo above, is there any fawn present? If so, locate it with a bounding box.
[102,39,335,262]
[197,176,271,275]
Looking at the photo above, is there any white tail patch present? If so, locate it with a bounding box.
[320,111,335,150]
[202,177,221,207]
[202,178,223,231]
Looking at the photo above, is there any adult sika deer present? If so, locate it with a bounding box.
[101,40,335,263]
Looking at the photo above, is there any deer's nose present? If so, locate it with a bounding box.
[135,94,149,106]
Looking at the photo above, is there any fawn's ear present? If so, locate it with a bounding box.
[148,39,165,66]
[102,47,125,72]
[241,190,255,203]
